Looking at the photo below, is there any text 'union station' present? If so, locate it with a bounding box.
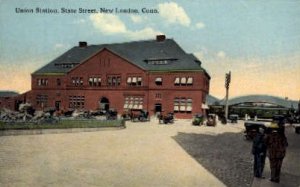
[16,35,211,118]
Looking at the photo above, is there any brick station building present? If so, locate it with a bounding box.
[19,35,210,118]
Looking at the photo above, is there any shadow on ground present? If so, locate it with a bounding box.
[173,130,253,187]
[173,126,300,187]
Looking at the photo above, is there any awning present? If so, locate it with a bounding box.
[180,106,186,111]
[187,77,193,84]
[174,77,180,84]
[174,106,179,111]
[127,77,132,83]
[132,77,137,83]
[155,77,162,82]
[186,106,192,111]
[202,103,209,109]
[181,77,187,84]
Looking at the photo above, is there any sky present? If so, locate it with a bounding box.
[0,0,299,100]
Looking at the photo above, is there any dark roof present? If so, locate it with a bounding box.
[219,95,298,109]
[206,94,221,105]
[0,91,19,97]
[33,39,207,75]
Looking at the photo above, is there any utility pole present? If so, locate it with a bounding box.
[225,71,231,122]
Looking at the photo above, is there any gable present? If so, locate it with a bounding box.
[68,48,145,76]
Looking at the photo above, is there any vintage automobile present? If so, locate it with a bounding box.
[244,121,267,140]
[106,109,118,120]
[192,114,204,126]
[206,113,217,126]
[294,124,300,134]
[272,114,286,126]
[158,112,174,124]
[229,114,239,123]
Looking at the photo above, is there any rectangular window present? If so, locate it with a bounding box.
[69,96,85,109]
[187,77,193,85]
[37,78,48,86]
[174,77,193,86]
[123,96,143,109]
[137,77,142,86]
[89,76,101,87]
[57,79,61,86]
[127,76,142,86]
[107,75,121,87]
[71,77,83,87]
[174,77,180,86]
[174,97,192,113]
[174,98,180,112]
[155,77,162,86]
[36,94,48,108]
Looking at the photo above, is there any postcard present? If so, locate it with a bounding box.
[0,1,299,187]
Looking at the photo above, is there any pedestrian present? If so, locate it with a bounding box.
[265,127,288,183]
[252,127,267,178]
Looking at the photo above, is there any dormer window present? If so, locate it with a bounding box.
[148,60,168,65]
[144,58,177,65]
[55,63,79,68]
[155,77,162,85]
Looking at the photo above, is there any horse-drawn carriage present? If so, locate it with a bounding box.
[122,109,149,122]
[129,109,149,122]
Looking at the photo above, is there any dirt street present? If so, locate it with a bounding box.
[0,119,299,187]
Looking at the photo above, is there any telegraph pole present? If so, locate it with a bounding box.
[225,71,231,121]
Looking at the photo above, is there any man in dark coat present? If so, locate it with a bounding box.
[265,127,288,183]
[252,127,267,178]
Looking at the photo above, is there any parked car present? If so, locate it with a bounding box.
[206,114,217,127]
[244,121,266,140]
[158,112,174,124]
[192,114,204,126]
[106,109,118,120]
[229,114,238,123]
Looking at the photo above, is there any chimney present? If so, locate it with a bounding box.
[156,35,166,42]
[79,41,87,48]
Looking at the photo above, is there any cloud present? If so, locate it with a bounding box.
[127,27,163,40]
[54,43,68,50]
[217,51,226,58]
[90,13,162,40]
[130,15,143,23]
[90,14,127,34]
[195,22,205,29]
[158,2,191,26]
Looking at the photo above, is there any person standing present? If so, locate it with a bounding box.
[252,127,267,178]
[265,127,288,183]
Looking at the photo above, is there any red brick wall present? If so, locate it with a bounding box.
[24,49,210,118]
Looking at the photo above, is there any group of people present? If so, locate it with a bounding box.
[252,124,288,183]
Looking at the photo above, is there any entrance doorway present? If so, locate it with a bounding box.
[100,97,110,111]
[55,101,61,111]
[154,103,162,114]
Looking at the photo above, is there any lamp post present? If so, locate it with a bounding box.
[225,71,231,121]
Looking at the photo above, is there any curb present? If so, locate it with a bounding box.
[0,125,126,136]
